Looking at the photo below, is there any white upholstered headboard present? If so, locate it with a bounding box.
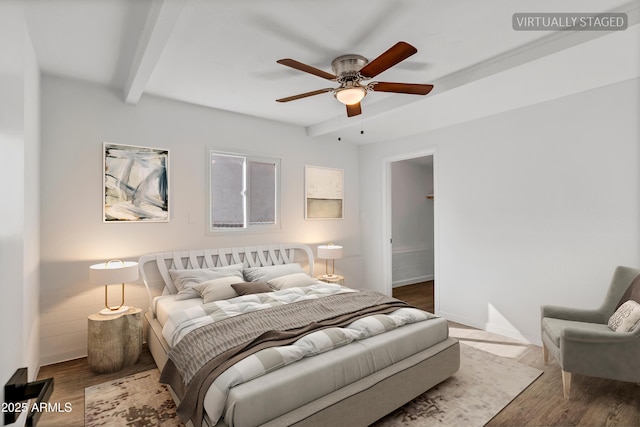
[139,244,314,316]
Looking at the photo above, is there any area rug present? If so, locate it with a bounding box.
[373,343,543,426]
[85,344,541,427]
[85,370,184,426]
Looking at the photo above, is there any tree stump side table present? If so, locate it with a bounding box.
[87,307,142,374]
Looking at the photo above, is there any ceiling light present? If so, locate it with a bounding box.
[334,86,366,105]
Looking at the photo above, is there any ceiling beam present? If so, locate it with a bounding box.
[306,1,640,138]
[123,0,187,105]
[338,24,640,144]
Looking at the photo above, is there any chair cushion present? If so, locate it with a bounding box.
[616,274,640,309]
[608,300,640,332]
[541,317,611,346]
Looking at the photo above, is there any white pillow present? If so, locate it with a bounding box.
[169,264,244,300]
[191,276,242,304]
[608,300,640,332]
[243,263,305,282]
[268,273,318,290]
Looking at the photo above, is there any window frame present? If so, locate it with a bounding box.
[207,149,281,233]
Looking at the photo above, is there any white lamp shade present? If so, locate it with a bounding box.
[317,245,343,260]
[89,261,139,285]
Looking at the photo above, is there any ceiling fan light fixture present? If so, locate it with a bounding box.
[276,42,431,118]
[334,86,366,105]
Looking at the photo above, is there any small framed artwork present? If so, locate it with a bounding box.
[305,165,344,220]
[103,143,169,222]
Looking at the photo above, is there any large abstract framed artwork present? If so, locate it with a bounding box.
[305,165,344,220]
[103,143,169,222]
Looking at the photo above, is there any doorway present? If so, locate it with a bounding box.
[383,151,436,313]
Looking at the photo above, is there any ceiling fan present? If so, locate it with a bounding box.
[275,41,433,118]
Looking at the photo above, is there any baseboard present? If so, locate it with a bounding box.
[392,246,434,288]
[39,349,86,367]
[392,275,434,288]
[438,310,484,329]
[439,310,540,345]
[485,322,539,345]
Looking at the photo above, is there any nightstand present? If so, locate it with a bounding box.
[87,307,142,374]
[316,275,345,286]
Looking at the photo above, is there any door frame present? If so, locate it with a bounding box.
[382,148,439,313]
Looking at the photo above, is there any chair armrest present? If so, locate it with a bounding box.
[541,305,604,323]
[562,326,639,344]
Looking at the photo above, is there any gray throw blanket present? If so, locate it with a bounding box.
[160,290,410,426]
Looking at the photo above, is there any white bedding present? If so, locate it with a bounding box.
[152,283,356,341]
[160,283,358,348]
[204,306,436,424]
[156,284,442,426]
[218,317,451,427]
[154,294,202,327]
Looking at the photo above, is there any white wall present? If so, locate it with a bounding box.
[23,18,41,383]
[391,159,434,286]
[359,78,640,344]
[0,1,41,419]
[39,75,360,364]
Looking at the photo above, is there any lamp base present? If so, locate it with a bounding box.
[99,305,129,316]
[321,274,338,279]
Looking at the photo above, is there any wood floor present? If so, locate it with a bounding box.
[392,281,434,313]
[34,282,639,427]
[393,281,640,427]
[36,347,157,427]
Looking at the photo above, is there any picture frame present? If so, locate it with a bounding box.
[103,142,169,222]
[305,165,344,220]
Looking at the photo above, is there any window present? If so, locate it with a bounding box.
[209,151,280,232]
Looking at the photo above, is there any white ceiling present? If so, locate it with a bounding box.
[24,0,640,143]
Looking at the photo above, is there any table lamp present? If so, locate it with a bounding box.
[317,244,343,279]
[89,259,138,315]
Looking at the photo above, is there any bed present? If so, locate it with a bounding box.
[139,243,459,427]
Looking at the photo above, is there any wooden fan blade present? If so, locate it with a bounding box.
[276,88,334,103]
[346,102,362,117]
[370,82,434,95]
[359,41,417,78]
[277,59,337,80]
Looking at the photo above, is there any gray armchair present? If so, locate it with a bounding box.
[541,265,640,399]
